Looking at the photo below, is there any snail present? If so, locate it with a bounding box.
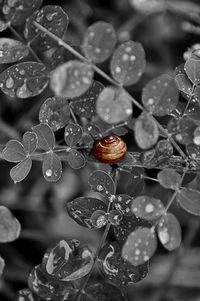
[93,136,127,163]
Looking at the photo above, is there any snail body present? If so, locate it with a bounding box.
[93,136,127,163]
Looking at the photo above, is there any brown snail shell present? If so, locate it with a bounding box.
[93,136,127,163]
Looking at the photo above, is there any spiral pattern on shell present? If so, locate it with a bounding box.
[93,136,127,163]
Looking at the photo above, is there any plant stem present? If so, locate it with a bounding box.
[33,21,187,160]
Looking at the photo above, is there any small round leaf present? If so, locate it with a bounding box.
[10,157,32,183]
[157,169,182,190]
[67,150,85,170]
[88,170,116,196]
[184,58,200,85]
[0,206,21,242]
[32,123,55,151]
[0,38,29,64]
[3,140,26,162]
[64,123,83,147]
[177,188,200,216]
[22,131,38,154]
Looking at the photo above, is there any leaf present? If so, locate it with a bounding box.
[0,38,29,64]
[64,123,83,147]
[3,140,27,162]
[22,132,38,154]
[28,264,74,301]
[24,5,69,51]
[82,21,117,63]
[131,196,165,221]
[10,157,32,183]
[0,62,49,98]
[98,242,148,286]
[177,188,200,216]
[142,74,179,116]
[157,213,181,251]
[175,73,193,95]
[114,215,151,243]
[114,194,133,216]
[186,143,200,159]
[184,58,200,85]
[168,116,196,145]
[0,20,9,32]
[122,227,157,266]
[42,152,62,182]
[130,0,165,13]
[84,123,102,139]
[110,40,146,86]
[66,197,107,229]
[96,87,133,124]
[0,256,5,277]
[134,112,159,149]
[66,150,85,170]
[185,97,200,121]
[88,170,116,196]
[39,97,70,131]
[50,60,94,98]
[42,239,93,281]
[0,206,21,242]
[32,123,55,151]
[157,169,182,190]
[70,81,104,118]
[3,0,43,26]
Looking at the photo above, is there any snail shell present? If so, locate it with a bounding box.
[93,136,127,163]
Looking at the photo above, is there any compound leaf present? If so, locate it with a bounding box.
[0,38,29,64]
[0,62,49,98]
[50,60,94,98]
[25,5,69,51]
[39,97,70,131]
[82,21,117,63]
[122,227,157,266]
[96,87,133,124]
[142,74,179,116]
[66,196,107,229]
[157,213,181,251]
[110,40,146,86]
[0,206,21,242]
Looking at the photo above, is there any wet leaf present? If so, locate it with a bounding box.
[66,149,85,170]
[39,97,70,131]
[184,58,200,85]
[22,132,38,154]
[3,0,43,26]
[157,169,182,190]
[3,140,27,162]
[168,117,196,145]
[25,5,69,51]
[186,143,200,159]
[114,194,133,216]
[64,123,83,147]
[134,112,159,149]
[70,81,104,118]
[0,62,49,99]
[42,239,93,281]
[177,187,200,216]
[0,206,21,242]
[110,40,146,86]
[66,197,107,229]
[28,264,74,301]
[96,87,133,124]
[114,214,151,243]
[122,227,157,266]
[91,210,108,228]
[42,152,62,182]
[88,170,116,196]
[84,123,102,139]
[175,73,193,95]
[32,123,55,151]
[0,38,29,64]
[10,157,32,183]
[50,60,94,98]
[185,97,200,121]
[117,168,145,196]
[98,242,148,286]
[0,256,5,276]
[82,21,117,63]
[17,288,42,301]
[131,196,165,221]
[157,213,181,251]
[142,74,179,116]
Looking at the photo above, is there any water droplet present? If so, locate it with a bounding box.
[46,169,52,177]
[6,76,14,88]
[95,47,101,53]
[82,76,90,84]
[193,135,200,146]
[159,228,169,245]
[96,215,107,228]
[97,185,103,191]
[145,204,154,213]
[115,66,121,73]
[16,82,32,98]
[122,53,129,61]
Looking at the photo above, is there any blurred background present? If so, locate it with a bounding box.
[0,0,200,300]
